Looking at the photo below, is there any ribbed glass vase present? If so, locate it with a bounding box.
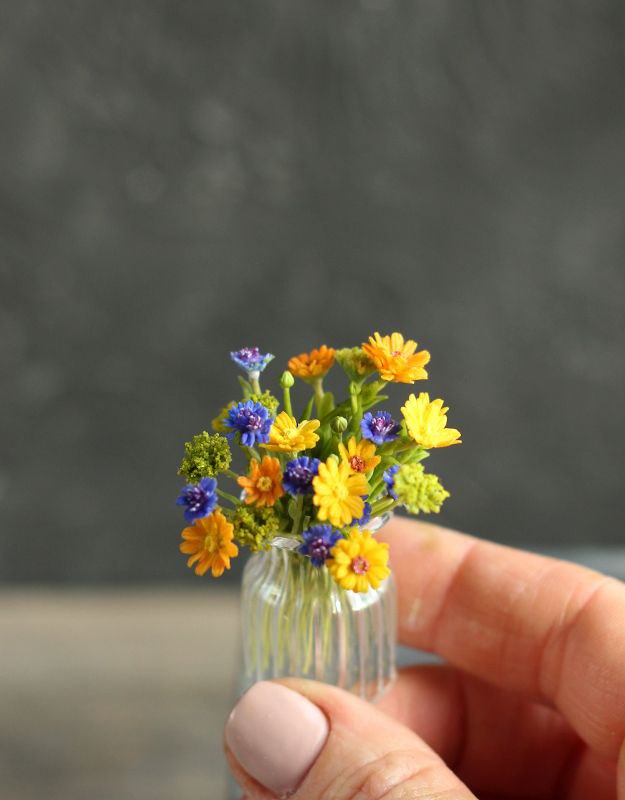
[239,516,397,703]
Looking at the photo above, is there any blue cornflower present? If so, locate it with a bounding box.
[383,465,400,500]
[282,456,320,495]
[350,501,372,527]
[299,525,342,567]
[230,347,274,375]
[360,411,401,445]
[176,477,218,523]
[224,400,273,447]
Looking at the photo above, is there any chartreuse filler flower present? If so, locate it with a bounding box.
[174,335,461,701]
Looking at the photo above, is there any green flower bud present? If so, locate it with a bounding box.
[331,415,348,434]
[335,347,376,381]
[394,463,450,515]
[178,432,232,482]
[232,506,281,552]
[280,370,295,389]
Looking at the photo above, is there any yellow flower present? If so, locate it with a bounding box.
[179,510,239,577]
[327,529,390,592]
[288,345,335,380]
[362,332,430,383]
[237,456,285,507]
[401,392,462,448]
[312,458,370,527]
[262,411,320,452]
[338,436,381,475]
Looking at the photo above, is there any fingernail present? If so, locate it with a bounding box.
[225,681,328,797]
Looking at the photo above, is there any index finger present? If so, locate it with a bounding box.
[379,517,625,762]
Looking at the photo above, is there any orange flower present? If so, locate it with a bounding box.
[362,332,430,383]
[179,510,238,577]
[338,436,380,474]
[288,345,335,380]
[237,456,285,507]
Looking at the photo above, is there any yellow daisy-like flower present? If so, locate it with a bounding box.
[327,529,390,592]
[288,345,335,380]
[362,332,430,384]
[237,456,285,507]
[179,510,239,577]
[338,436,381,475]
[401,392,462,449]
[312,458,370,527]
[262,411,320,453]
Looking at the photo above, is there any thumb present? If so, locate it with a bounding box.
[224,679,476,800]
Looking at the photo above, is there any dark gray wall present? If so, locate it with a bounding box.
[1,1,624,582]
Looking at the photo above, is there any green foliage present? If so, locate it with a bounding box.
[232,506,282,552]
[178,432,232,482]
[394,463,450,515]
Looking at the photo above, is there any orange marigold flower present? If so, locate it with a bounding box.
[237,456,285,507]
[362,332,430,384]
[338,436,381,474]
[179,510,238,577]
[288,345,335,380]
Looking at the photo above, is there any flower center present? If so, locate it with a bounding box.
[204,534,220,554]
[256,476,273,492]
[186,487,204,510]
[351,556,369,575]
[245,411,262,430]
[334,483,349,500]
[391,349,402,356]
[349,455,366,472]
[237,347,260,364]
[309,537,331,562]
[372,418,389,433]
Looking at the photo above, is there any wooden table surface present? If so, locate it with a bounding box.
[1,589,240,800]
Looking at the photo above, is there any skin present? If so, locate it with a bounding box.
[227,517,625,799]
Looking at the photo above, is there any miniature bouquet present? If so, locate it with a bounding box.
[175,333,461,698]
[175,334,461,594]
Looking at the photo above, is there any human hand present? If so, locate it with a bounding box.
[224,517,625,799]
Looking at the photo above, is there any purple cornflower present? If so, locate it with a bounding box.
[230,347,274,374]
[350,501,372,528]
[383,465,400,500]
[299,525,342,567]
[282,456,320,495]
[224,400,273,447]
[176,477,218,523]
[360,411,401,445]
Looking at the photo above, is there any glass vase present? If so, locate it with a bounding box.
[239,515,397,703]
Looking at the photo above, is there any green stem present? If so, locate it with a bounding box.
[225,469,240,480]
[217,488,240,505]
[291,495,305,537]
[242,445,260,462]
[312,378,325,415]
[302,394,315,421]
[369,478,385,501]
[370,497,396,517]
[283,385,293,417]
[250,375,261,394]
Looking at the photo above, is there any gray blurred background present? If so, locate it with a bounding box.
[1,2,624,796]
[2,1,624,585]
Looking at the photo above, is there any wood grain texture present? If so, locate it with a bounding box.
[0,589,239,799]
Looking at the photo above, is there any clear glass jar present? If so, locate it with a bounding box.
[239,515,397,703]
